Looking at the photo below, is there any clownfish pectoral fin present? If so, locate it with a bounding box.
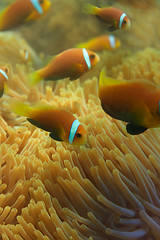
[25,4,43,22]
[49,132,63,141]
[108,26,117,31]
[69,63,85,81]
[25,13,35,22]
[75,63,85,73]
[126,124,148,135]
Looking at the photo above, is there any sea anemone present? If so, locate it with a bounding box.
[0,31,159,240]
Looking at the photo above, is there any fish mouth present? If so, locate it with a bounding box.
[95,53,100,63]
[126,20,131,28]
[43,0,52,12]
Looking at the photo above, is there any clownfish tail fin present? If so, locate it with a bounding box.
[8,100,32,117]
[82,3,99,15]
[75,42,86,48]
[28,71,42,86]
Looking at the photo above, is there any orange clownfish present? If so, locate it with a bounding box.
[84,4,131,31]
[9,101,87,145]
[98,68,160,135]
[76,34,121,52]
[29,48,100,85]
[0,0,51,31]
[0,66,9,97]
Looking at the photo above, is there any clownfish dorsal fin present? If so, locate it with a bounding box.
[33,102,50,108]
[99,67,125,87]
[32,102,56,111]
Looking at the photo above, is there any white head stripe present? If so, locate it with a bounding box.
[108,35,115,48]
[119,13,126,29]
[82,48,91,70]
[0,69,8,80]
[30,0,43,14]
[69,119,81,144]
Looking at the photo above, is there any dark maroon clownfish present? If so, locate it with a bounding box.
[84,4,131,31]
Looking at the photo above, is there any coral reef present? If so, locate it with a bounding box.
[0,31,159,239]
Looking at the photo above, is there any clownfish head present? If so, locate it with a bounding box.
[68,119,87,146]
[119,13,131,29]
[108,35,121,49]
[28,0,51,20]
[82,48,100,70]
[0,66,9,97]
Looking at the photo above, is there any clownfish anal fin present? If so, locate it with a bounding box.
[49,132,62,141]
[126,124,147,135]
[27,118,43,129]
[0,88,4,98]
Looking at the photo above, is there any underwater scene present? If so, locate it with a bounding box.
[0,0,160,239]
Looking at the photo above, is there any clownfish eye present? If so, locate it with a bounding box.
[123,20,127,24]
[90,54,95,59]
[4,68,8,73]
[76,132,82,138]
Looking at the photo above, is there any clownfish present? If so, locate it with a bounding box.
[9,100,87,145]
[0,0,51,31]
[84,4,131,31]
[29,48,100,85]
[20,49,30,63]
[98,68,160,135]
[0,66,9,97]
[20,49,31,63]
[76,34,121,52]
